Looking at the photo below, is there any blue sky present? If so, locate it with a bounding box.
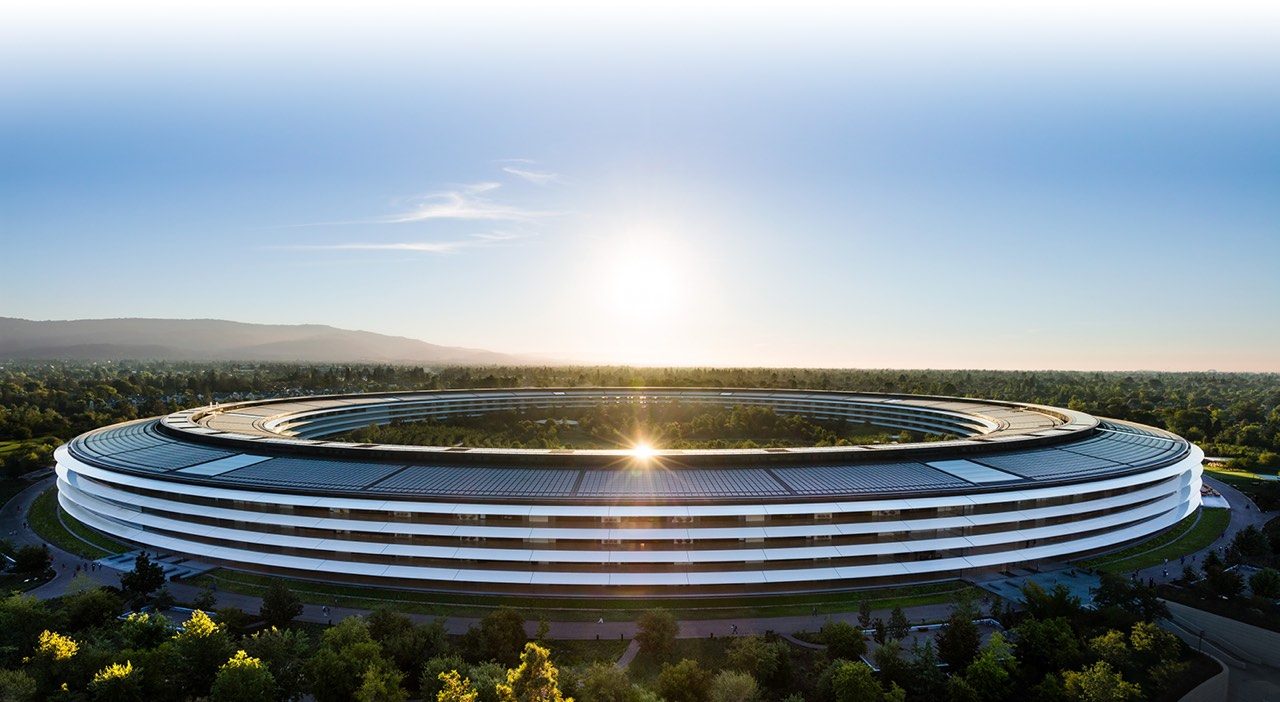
[2,2,1278,370]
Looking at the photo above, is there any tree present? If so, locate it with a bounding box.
[1206,566,1245,599]
[710,670,758,702]
[576,662,636,702]
[1061,661,1141,702]
[936,611,980,670]
[1251,567,1280,598]
[725,636,788,689]
[963,632,1016,702]
[886,607,911,641]
[1127,621,1179,668]
[30,630,78,697]
[306,618,387,702]
[829,660,881,702]
[217,606,253,634]
[193,583,218,611]
[820,621,866,661]
[0,595,57,668]
[35,630,78,661]
[152,587,176,610]
[1090,574,1167,623]
[0,668,36,702]
[656,659,713,702]
[871,618,885,645]
[1087,630,1130,670]
[11,545,49,574]
[211,650,277,702]
[62,584,123,632]
[119,553,165,603]
[260,580,304,629]
[421,656,469,702]
[463,608,528,668]
[438,670,479,702]
[117,612,171,650]
[469,662,507,702]
[356,662,408,702]
[1013,617,1082,676]
[636,609,678,661]
[1202,549,1224,575]
[172,610,235,697]
[905,640,946,701]
[857,600,872,629]
[1021,582,1083,622]
[1176,563,1197,584]
[369,611,447,691]
[244,626,311,701]
[872,639,909,692]
[496,643,568,702]
[1229,525,1271,563]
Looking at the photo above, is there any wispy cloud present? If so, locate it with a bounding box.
[284,231,531,255]
[379,182,556,223]
[501,166,563,186]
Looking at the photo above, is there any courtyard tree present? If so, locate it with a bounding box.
[119,552,165,603]
[656,659,712,702]
[496,643,568,702]
[211,650,276,702]
[259,580,303,629]
[636,609,678,661]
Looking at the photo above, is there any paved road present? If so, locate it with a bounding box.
[1149,476,1280,701]
[1135,475,1273,587]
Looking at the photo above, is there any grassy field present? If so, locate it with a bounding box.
[27,488,131,560]
[188,568,977,622]
[1080,507,1231,574]
[1205,469,1280,510]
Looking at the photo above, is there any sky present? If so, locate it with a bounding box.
[2,1,1279,371]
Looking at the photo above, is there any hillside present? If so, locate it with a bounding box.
[0,317,528,365]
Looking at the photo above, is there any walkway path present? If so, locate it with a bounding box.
[615,639,641,668]
[1135,475,1275,587]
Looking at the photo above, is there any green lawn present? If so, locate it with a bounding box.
[27,488,131,559]
[189,568,976,622]
[1205,469,1280,511]
[1080,507,1231,574]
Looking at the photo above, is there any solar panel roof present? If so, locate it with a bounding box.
[68,406,1189,501]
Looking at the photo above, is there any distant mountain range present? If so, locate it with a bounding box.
[0,317,535,365]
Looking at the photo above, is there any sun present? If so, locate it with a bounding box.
[630,441,656,461]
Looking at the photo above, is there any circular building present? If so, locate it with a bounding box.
[54,388,1203,596]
